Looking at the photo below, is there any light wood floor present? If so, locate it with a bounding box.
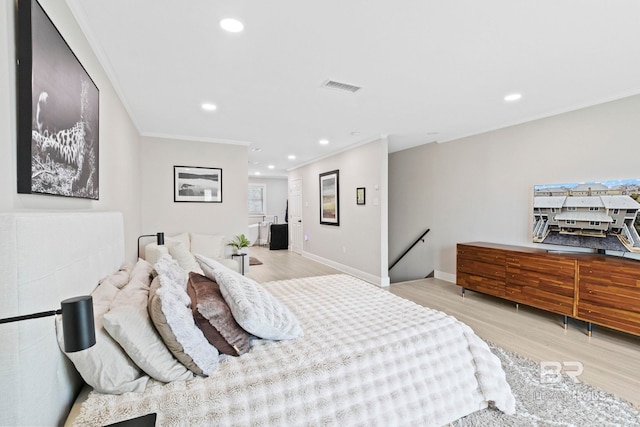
[245,247,640,408]
[246,246,341,283]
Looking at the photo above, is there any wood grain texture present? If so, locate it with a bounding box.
[457,242,640,335]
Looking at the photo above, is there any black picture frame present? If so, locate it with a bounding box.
[16,0,100,199]
[356,187,366,205]
[174,166,223,203]
[319,169,340,226]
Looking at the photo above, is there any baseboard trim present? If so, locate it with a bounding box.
[302,251,390,287]
[434,270,456,283]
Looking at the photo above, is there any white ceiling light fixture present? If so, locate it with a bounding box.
[319,139,329,145]
[220,18,244,33]
[504,93,522,102]
[201,102,217,111]
[268,164,275,169]
[254,171,261,176]
[288,154,296,160]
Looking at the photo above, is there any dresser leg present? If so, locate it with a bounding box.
[563,315,568,330]
[587,322,593,337]
[461,287,465,297]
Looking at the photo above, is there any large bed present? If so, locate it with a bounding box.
[0,212,515,426]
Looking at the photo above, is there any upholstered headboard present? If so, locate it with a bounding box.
[0,212,124,426]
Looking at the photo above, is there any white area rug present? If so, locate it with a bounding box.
[452,343,640,426]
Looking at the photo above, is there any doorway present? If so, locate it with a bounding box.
[289,178,303,254]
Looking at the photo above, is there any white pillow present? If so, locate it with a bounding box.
[103,259,194,383]
[167,232,190,248]
[98,262,132,289]
[196,254,303,340]
[168,242,204,275]
[143,243,169,266]
[151,255,219,376]
[56,279,149,394]
[190,233,226,259]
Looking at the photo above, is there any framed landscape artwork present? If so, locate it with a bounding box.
[16,0,100,199]
[320,170,340,225]
[174,166,222,203]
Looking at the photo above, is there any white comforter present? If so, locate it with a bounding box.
[72,274,515,426]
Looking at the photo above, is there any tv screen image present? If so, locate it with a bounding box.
[533,179,640,253]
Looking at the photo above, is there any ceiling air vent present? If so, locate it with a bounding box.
[322,80,362,93]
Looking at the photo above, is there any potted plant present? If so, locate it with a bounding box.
[228,234,250,254]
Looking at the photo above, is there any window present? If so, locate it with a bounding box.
[589,221,601,226]
[248,184,267,215]
[613,209,620,215]
[589,207,600,211]
[567,207,577,211]
[566,220,576,225]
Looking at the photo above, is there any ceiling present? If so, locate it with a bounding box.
[66,0,640,177]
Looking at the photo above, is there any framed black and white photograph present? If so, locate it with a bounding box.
[174,166,222,203]
[356,187,366,205]
[16,0,100,199]
[319,169,340,226]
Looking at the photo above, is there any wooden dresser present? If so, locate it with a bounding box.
[457,242,640,337]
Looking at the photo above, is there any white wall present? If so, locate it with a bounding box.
[289,138,389,286]
[0,0,142,261]
[140,136,248,245]
[248,177,288,224]
[389,94,640,282]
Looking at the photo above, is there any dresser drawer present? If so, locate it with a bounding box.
[457,245,505,265]
[579,259,640,289]
[458,256,505,281]
[506,284,574,315]
[457,272,505,298]
[578,302,640,336]
[506,253,576,279]
[506,266,574,297]
[579,281,640,313]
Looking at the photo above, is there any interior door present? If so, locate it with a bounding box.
[289,178,303,254]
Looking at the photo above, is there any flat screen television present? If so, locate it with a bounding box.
[533,179,640,254]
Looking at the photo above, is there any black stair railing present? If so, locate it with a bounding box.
[389,228,430,271]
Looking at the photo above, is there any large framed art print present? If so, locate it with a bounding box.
[174,166,223,203]
[319,169,340,226]
[16,0,100,199]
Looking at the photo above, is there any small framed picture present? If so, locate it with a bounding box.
[356,187,366,205]
[174,166,222,202]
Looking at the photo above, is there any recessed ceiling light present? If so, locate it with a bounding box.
[319,139,329,145]
[220,18,244,33]
[288,155,296,160]
[268,165,275,169]
[254,171,261,176]
[201,103,217,111]
[504,93,522,102]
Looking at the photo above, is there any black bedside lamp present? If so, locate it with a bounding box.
[0,295,96,352]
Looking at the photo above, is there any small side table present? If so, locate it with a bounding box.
[231,253,247,275]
